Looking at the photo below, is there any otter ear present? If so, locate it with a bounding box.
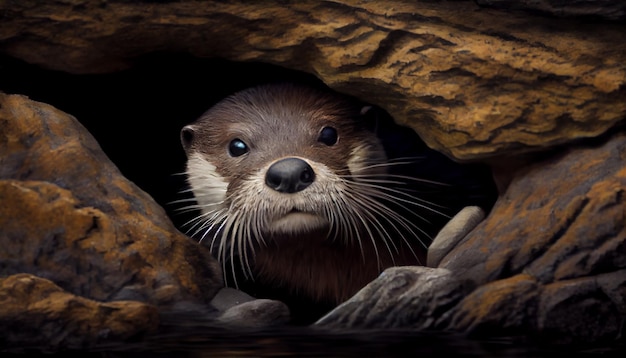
[181,125,196,151]
[359,105,382,134]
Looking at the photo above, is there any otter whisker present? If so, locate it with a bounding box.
[172,193,227,225]
[186,208,226,239]
[326,193,347,243]
[339,198,383,268]
[323,202,337,241]
[212,212,232,260]
[344,194,400,267]
[168,197,204,207]
[344,187,425,262]
[361,210,399,268]
[182,203,220,224]
[173,196,226,208]
[353,217,377,267]
[173,186,200,195]
[235,212,252,281]
[253,199,271,248]
[219,211,243,288]
[347,180,452,218]
[335,195,361,248]
[344,177,437,232]
[241,210,256,280]
[253,208,266,248]
[340,157,425,172]
[347,184,436,242]
[347,173,451,187]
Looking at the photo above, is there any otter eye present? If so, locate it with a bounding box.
[228,138,249,157]
[318,126,338,146]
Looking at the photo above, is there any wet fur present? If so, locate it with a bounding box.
[179,83,496,322]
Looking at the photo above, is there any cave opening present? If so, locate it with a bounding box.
[0,52,498,241]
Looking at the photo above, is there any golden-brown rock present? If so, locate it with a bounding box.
[0,0,624,160]
[441,131,626,341]
[0,273,159,349]
[0,93,223,347]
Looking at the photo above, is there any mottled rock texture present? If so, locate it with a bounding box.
[0,273,159,349]
[441,131,626,341]
[0,0,624,160]
[0,93,223,347]
[318,132,626,343]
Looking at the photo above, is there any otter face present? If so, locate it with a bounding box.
[180,85,389,244]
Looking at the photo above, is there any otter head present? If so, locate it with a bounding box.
[180,84,388,252]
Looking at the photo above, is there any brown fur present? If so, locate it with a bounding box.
[254,232,424,304]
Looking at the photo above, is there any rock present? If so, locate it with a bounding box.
[316,266,470,330]
[0,1,624,160]
[442,132,626,287]
[211,287,291,327]
[317,132,626,343]
[0,93,225,348]
[439,132,626,342]
[427,206,485,268]
[216,299,291,328]
[210,287,258,312]
[0,273,159,350]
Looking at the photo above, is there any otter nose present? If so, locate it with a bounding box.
[265,158,315,193]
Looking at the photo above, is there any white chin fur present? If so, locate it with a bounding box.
[268,212,330,235]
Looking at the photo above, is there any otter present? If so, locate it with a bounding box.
[179,83,496,323]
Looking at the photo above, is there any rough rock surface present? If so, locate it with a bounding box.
[211,288,290,328]
[317,267,471,330]
[0,273,159,350]
[0,93,225,348]
[0,0,624,160]
[317,132,626,343]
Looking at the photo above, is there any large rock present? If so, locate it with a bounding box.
[0,273,159,349]
[441,131,626,341]
[317,131,626,343]
[0,93,224,347]
[0,0,624,160]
